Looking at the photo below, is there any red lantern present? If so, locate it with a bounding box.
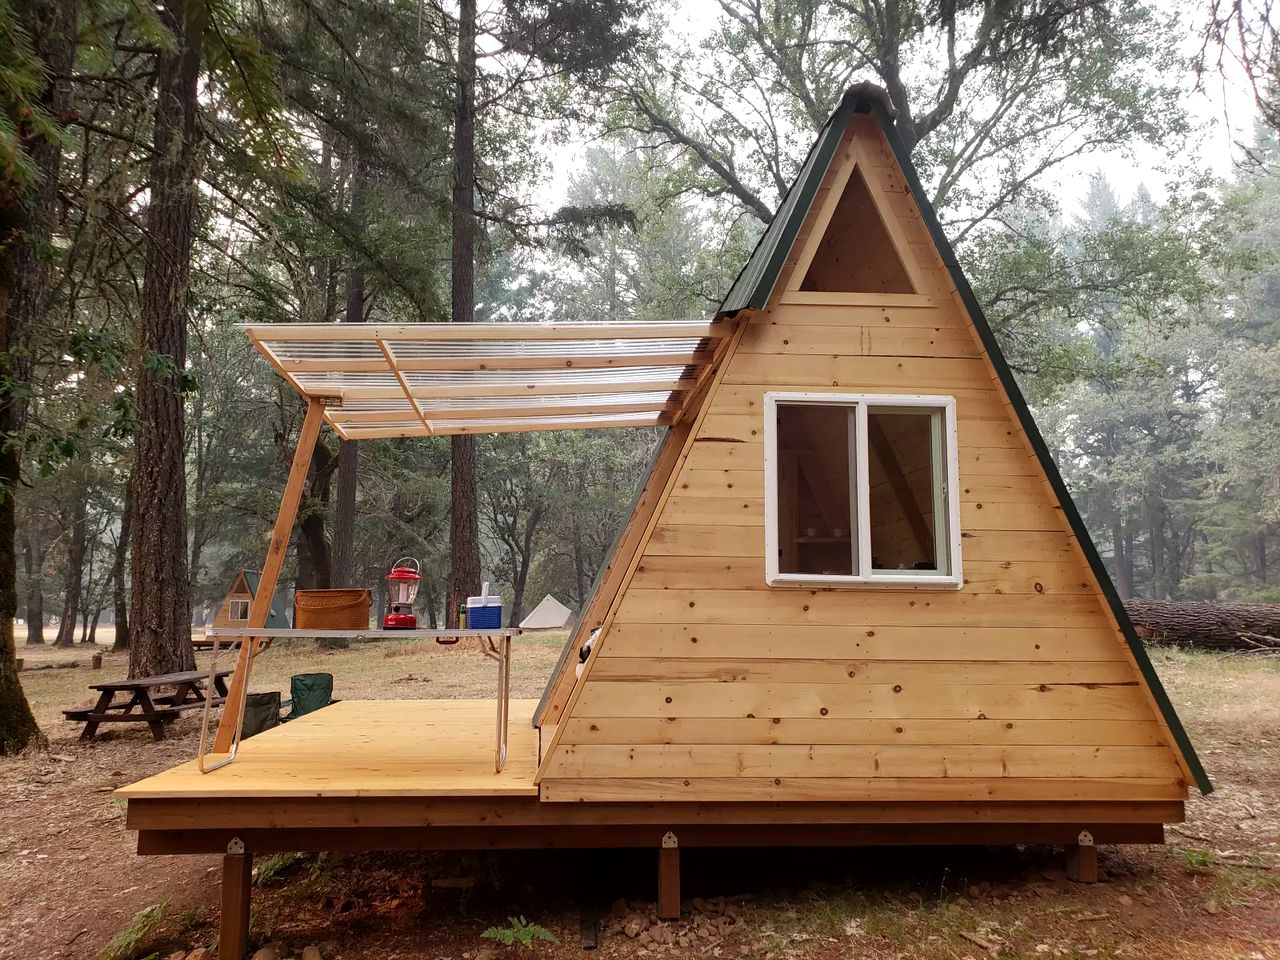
[383,558,422,629]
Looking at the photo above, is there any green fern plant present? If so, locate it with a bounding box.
[97,900,170,960]
[481,916,557,949]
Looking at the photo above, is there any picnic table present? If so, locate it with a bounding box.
[63,668,232,742]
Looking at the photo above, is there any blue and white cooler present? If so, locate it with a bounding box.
[466,583,504,629]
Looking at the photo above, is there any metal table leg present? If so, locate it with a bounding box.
[198,635,258,774]
[481,634,511,773]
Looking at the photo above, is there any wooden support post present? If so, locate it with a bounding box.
[579,902,599,950]
[219,837,252,959]
[657,831,680,920]
[1066,830,1098,883]
[213,398,327,753]
[575,848,601,950]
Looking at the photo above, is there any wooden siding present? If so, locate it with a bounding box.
[538,115,1189,803]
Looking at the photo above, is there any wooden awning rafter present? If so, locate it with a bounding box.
[244,320,735,439]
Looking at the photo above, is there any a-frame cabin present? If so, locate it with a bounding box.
[119,84,1207,953]
[211,570,290,631]
[533,82,1209,805]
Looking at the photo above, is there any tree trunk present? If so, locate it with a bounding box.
[421,577,439,629]
[297,442,334,591]
[1112,519,1133,600]
[129,0,200,679]
[0,0,74,751]
[87,609,101,646]
[332,148,366,589]
[53,479,87,647]
[571,511,586,607]
[111,473,132,650]
[22,533,44,645]
[1125,598,1280,651]
[1146,499,1167,600]
[509,504,546,627]
[0,446,38,751]
[447,0,481,628]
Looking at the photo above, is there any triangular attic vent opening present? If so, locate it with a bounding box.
[801,165,915,294]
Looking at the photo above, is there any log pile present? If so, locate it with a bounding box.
[1123,598,1280,652]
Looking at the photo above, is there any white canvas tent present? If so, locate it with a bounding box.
[519,595,573,631]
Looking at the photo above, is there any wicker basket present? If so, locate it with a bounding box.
[293,589,372,630]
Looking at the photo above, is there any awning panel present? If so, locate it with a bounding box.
[244,320,734,438]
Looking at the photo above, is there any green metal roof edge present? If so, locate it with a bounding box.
[718,106,852,313]
[859,99,1210,795]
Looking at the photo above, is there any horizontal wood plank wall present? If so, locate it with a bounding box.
[541,115,1188,804]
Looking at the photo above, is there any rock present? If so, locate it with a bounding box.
[1117,894,1133,907]
[692,897,711,914]
[165,951,186,960]
[302,947,323,960]
[609,897,630,918]
[476,949,498,960]
[1203,900,1221,915]
[968,885,981,897]
[185,949,212,960]
[249,949,278,960]
[624,917,646,938]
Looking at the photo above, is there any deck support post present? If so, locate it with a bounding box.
[657,831,680,919]
[219,837,252,959]
[1065,830,1098,883]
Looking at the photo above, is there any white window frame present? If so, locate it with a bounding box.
[228,599,251,621]
[764,391,963,589]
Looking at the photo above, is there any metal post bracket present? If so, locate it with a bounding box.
[661,831,678,849]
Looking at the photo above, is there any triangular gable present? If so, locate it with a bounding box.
[792,158,921,296]
[538,83,1209,797]
[241,569,290,629]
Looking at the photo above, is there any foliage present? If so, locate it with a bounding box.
[481,915,558,948]
[0,0,61,188]
[252,851,304,886]
[605,0,1189,239]
[97,900,170,960]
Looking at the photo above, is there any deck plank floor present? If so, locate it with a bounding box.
[117,700,540,799]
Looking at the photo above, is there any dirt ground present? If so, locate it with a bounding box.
[1,638,1277,960]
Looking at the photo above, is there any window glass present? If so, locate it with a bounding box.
[229,599,250,621]
[775,403,854,576]
[765,393,958,586]
[866,408,945,574]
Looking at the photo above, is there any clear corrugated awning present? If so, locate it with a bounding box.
[243,321,735,439]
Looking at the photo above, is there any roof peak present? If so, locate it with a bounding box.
[839,81,897,119]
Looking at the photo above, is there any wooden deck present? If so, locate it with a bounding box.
[117,700,540,799]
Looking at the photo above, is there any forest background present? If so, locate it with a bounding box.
[1,0,1277,752]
